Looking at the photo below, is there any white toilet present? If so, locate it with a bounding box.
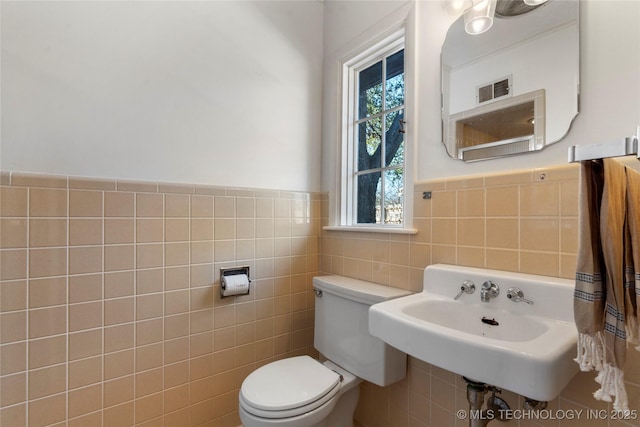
[239,275,411,427]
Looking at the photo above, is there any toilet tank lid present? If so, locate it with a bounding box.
[313,275,412,305]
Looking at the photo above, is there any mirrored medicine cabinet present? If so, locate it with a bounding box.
[441,0,580,161]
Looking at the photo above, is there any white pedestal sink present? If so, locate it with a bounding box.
[369,264,578,401]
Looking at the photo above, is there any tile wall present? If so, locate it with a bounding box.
[321,163,640,427]
[0,171,321,427]
[1,163,638,427]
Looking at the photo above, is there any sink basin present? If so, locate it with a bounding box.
[369,264,578,401]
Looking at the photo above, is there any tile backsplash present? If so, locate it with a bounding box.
[321,163,639,427]
[0,172,320,427]
[1,164,639,427]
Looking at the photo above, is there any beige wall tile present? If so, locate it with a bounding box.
[104,297,134,326]
[136,368,164,398]
[137,244,164,269]
[134,392,164,424]
[486,249,519,272]
[165,266,189,291]
[29,188,67,217]
[104,349,134,381]
[457,188,485,217]
[432,219,456,245]
[69,329,102,361]
[69,301,102,332]
[165,219,189,242]
[29,306,66,338]
[69,246,103,275]
[68,176,115,191]
[137,268,164,294]
[520,182,559,216]
[0,250,27,280]
[29,335,66,369]
[69,190,103,217]
[191,195,214,218]
[136,293,164,320]
[1,280,27,312]
[0,311,26,344]
[28,393,66,427]
[104,376,134,408]
[104,218,134,244]
[165,194,190,218]
[192,218,214,241]
[69,218,103,246]
[486,218,518,249]
[136,193,164,217]
[104,323,134,353]
[521,218,559,252]
[29,219,67,248]
[12,172,66,188]
[457,218,484,247]
[136,318,163,346]
[486,185,519,217]
[68,383,102,419]
[137,219,164,243]
[1,186,28,217]
[105,271,134,298]
[0,402,26,426]
[103,402,134,427]
[214,196,235,218]
[0,341,26,375]
[28,364,66,399]
[68,356,102,389]
[1,218,27,248]
[1,372,26,406]
[136,343,164,371]
[520,251,559,276]
[104,192,134,217]
[104,245,135,271]
[69,273,102,303]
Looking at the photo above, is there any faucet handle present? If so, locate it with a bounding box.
[454,280,475,300]
[506,287,533,304]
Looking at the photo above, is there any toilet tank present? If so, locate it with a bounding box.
[313,275,411,387]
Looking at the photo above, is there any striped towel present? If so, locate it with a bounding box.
[574,158,640,412]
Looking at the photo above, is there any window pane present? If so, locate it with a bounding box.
[358,61,382,119]
[357,172,381,224]
[384,110,404,167]
[357,118,382,171]
[383,168,404,224]
[385,50,404,110]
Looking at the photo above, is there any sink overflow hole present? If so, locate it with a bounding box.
[481,317,499,326]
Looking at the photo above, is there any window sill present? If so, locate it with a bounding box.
[322,225,418,235]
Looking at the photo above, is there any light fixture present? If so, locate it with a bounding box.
[464,0,497,35]
[444,0,473,16]
[523,0,548,5]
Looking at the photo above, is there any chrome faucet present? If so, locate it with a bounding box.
[454,280,476,300]
[480,281,499,302]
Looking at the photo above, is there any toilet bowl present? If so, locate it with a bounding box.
[239,275,411,427]
[239,356,361,427]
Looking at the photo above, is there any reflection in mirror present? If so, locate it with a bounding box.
[454,89,544,161]
[441,0,579,161]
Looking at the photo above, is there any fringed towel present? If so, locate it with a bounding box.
[574,158,640,411]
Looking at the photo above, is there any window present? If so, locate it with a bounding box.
[341,30,406,228]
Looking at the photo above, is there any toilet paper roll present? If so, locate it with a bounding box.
[221,274,250,297]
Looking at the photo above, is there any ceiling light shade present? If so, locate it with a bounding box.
[464,0,497,35]
[523,0,548,5]
[445,0,473,16]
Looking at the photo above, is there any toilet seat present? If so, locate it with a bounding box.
[240,356,342,419]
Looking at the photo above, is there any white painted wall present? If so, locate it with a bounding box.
[321,0,640,193]
[0,1,323,191]
[416,0,640,181]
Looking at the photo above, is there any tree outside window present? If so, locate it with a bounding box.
[355,49,404,225]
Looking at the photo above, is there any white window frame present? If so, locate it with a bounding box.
[331,27,415,234]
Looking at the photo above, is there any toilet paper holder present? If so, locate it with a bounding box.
[220,266,251,298]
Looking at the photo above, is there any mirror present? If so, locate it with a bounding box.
[441,0,579,161]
